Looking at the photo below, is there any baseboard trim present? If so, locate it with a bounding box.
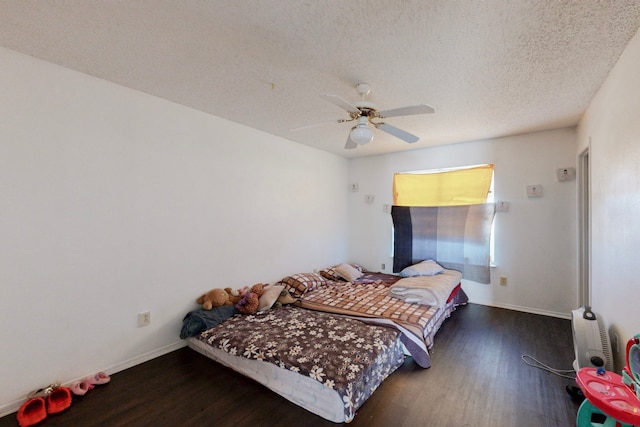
[471,300,571,320]
[102,340,187,376]
[0,340,187,418]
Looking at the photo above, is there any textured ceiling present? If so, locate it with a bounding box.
[1,1,640,158]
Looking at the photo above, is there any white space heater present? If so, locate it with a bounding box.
[571,305,614,372]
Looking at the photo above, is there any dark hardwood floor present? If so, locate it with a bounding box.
[1,303,580,426]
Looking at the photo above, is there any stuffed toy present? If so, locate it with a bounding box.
[196,288,234,310]
[235,283,266,314]
[224,287,242,305]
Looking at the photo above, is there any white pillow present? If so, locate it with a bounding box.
[399,260,445,277]
[258,285,285,312]
[334,263,364,282]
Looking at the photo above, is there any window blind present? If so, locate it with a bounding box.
[393,164,494,206]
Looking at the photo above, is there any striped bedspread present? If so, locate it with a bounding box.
[298,275,467,368]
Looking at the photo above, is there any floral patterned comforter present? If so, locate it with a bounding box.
[197,306,404,421]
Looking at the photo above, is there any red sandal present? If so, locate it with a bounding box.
[16,397,46,427]
[17,381,73,426]
[45,386,72,414]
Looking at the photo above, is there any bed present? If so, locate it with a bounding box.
[184,263,466,423]
[284,266,467,368]
[187,306,404,423]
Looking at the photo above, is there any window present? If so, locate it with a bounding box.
[391,164,495,284]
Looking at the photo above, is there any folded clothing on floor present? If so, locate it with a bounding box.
[180,306,238,338]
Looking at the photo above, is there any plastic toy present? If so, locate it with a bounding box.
[622,334,640,398]
[575,334,640,427]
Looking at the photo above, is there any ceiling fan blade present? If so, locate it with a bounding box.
[290,119,346,132]
[376,104,435,118]
[375,123,420,143]
[320,94,361,114]
[344,134,358,149]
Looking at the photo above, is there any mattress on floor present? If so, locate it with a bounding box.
[187,306,405,423]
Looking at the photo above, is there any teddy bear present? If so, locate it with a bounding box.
[224,287,242,305]
[235,283,266,314]
[196,288,234,310]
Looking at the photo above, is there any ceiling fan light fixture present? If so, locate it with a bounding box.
[318,83,433,149]
[350,125,374,145]
[350,117,374,145]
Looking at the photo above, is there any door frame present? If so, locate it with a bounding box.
[578,147,591,307]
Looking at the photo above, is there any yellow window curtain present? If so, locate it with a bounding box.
[393,164,494,206]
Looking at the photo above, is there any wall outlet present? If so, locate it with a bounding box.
[138,311,151,327]
[381,263,386,270]
[500,276,508,286]
[526,185,543,198]
[495,201,510,212]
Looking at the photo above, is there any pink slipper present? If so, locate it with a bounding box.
[70,380,94,396]
[85,372,110,385]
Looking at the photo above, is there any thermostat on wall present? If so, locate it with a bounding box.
[556,167,576,182]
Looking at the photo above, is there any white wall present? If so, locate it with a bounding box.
[577,26,640,371]
[7,20,639,412]
[348,128,577,317]
[0,47,349,414]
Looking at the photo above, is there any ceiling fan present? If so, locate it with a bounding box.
[294,83,435,149]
